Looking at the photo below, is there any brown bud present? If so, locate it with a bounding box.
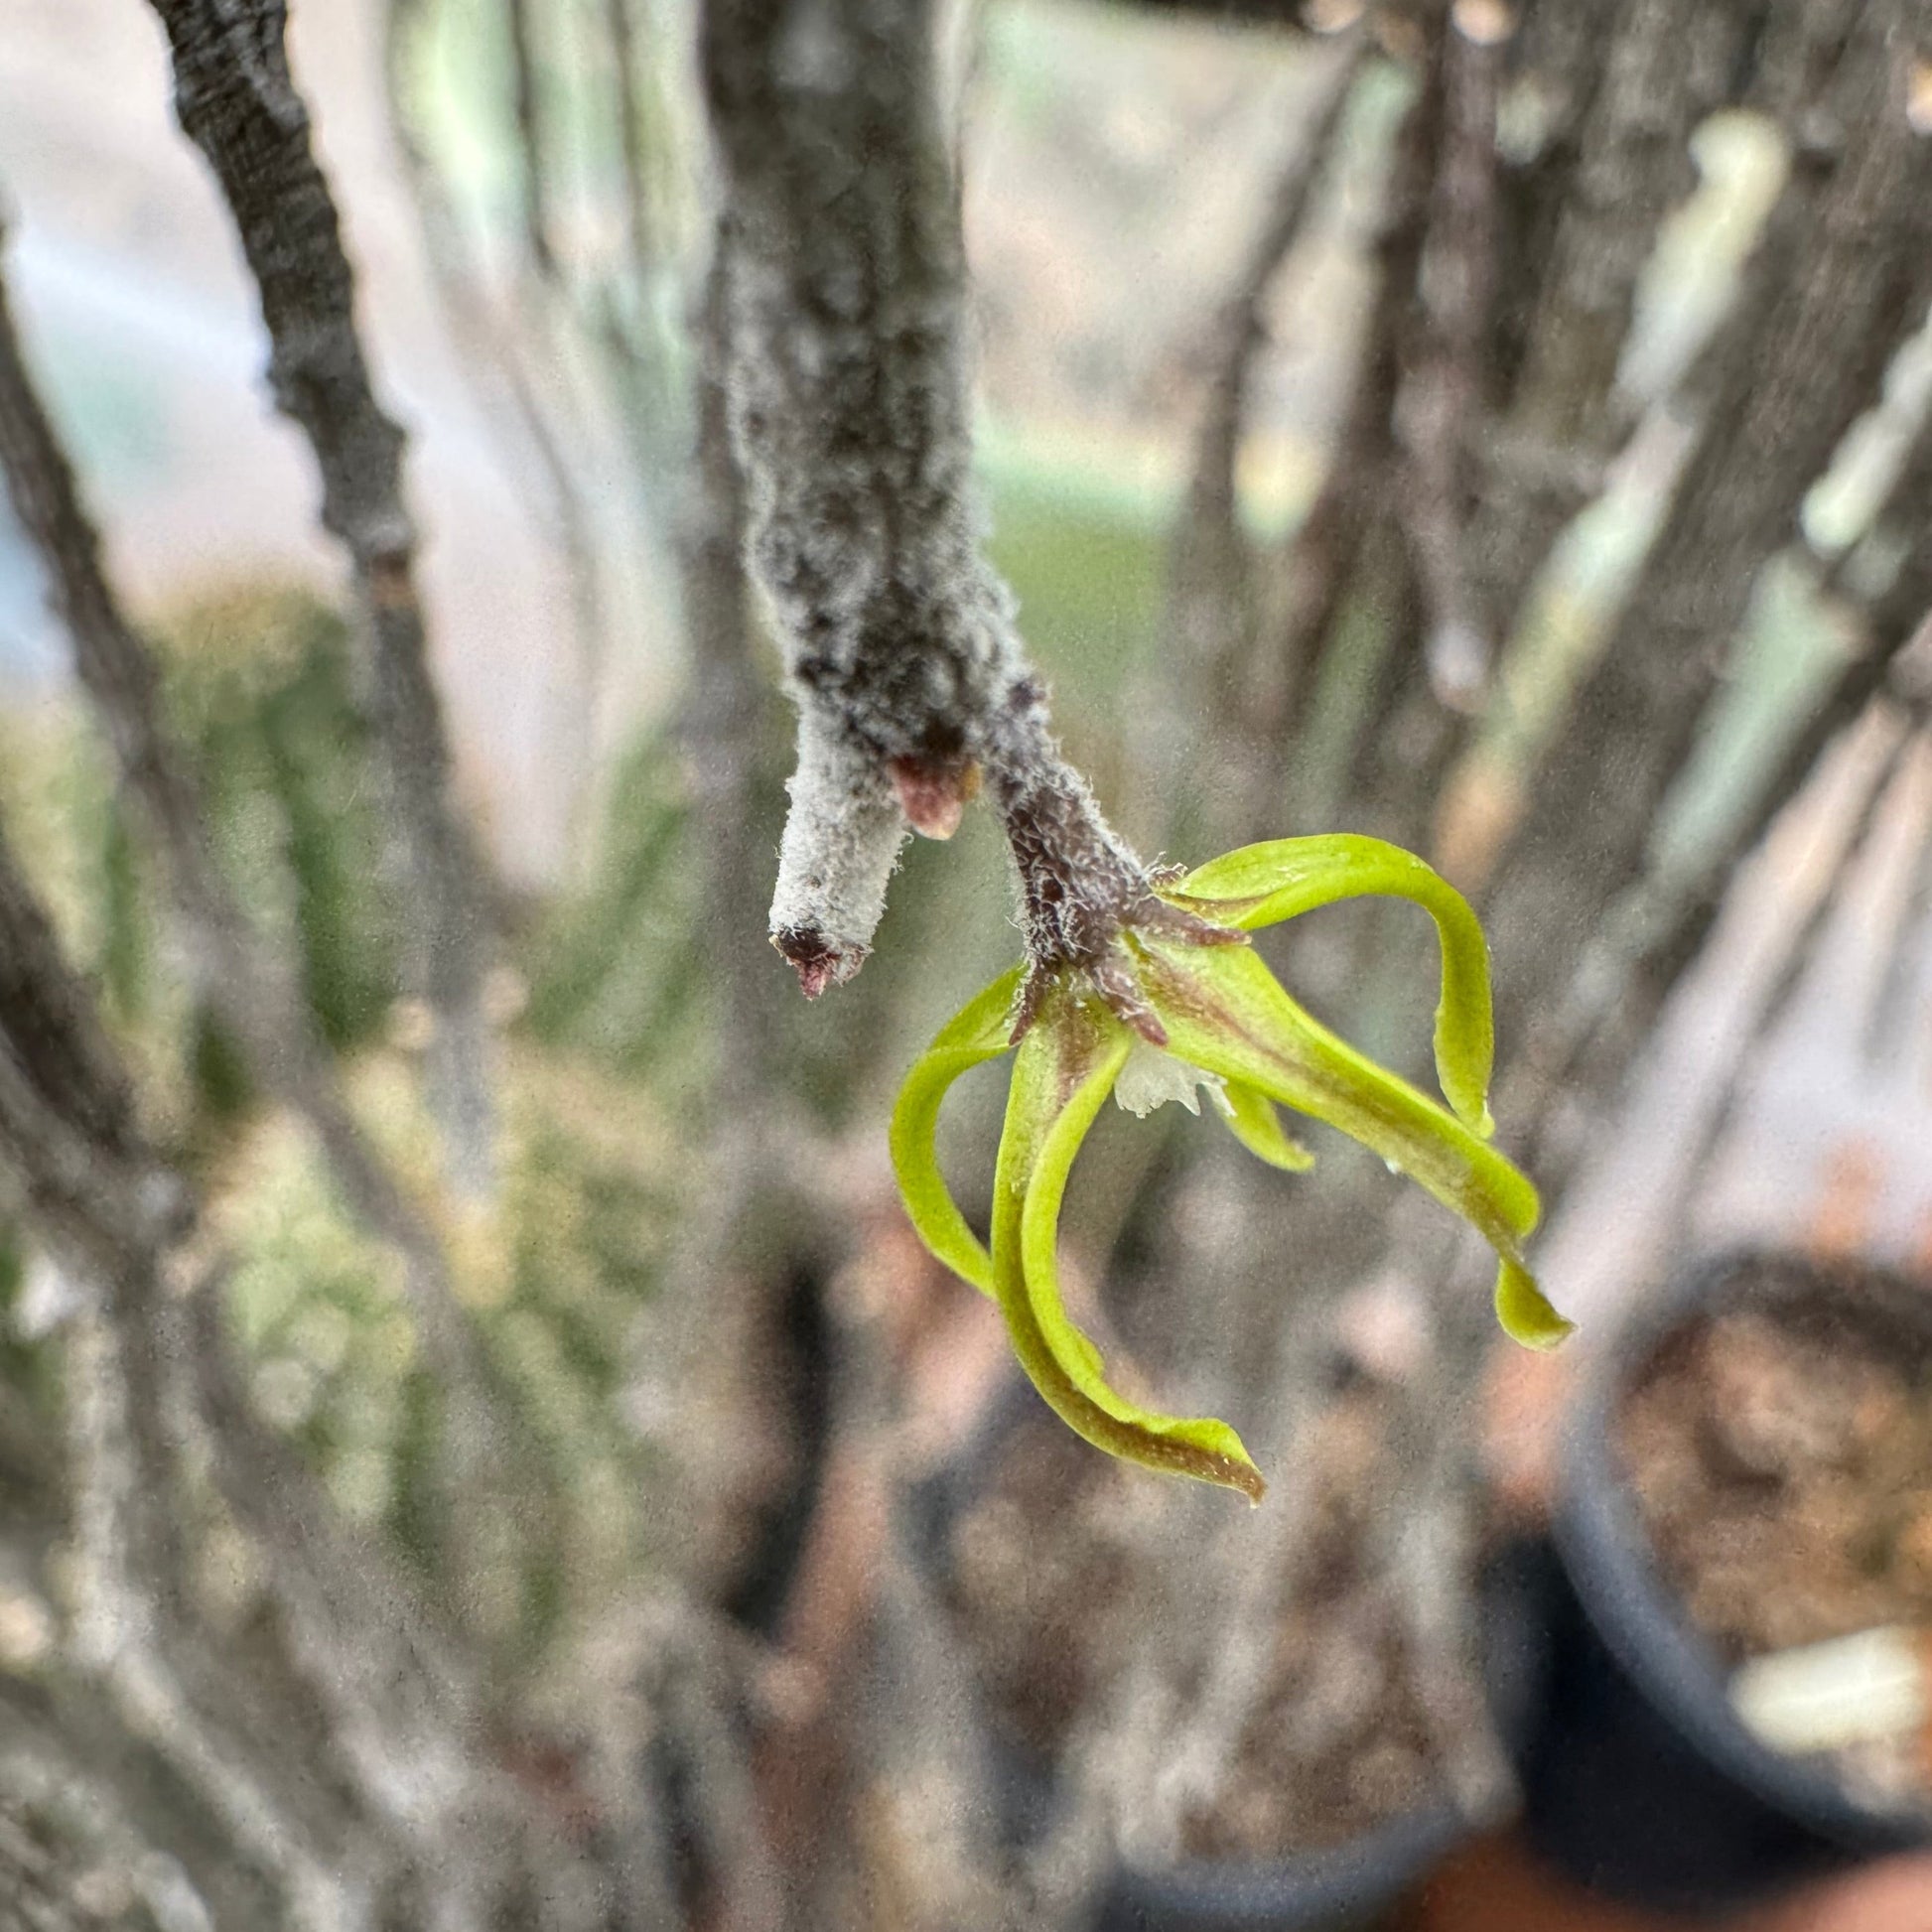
[888,755,981,841]
[772,925,870,999]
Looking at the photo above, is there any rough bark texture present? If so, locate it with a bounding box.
[1483,1,1932,1067]
[144,0,495,1188]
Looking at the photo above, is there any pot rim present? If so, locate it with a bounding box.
[1107,1796,1469,1921]
[1554,1246,1932,1857]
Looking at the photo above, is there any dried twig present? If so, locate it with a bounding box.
[1396,3,1503,711]
[144,0,496,1189]
[0,247,518,1488]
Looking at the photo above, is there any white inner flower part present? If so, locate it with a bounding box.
[1114,1036,1230,1118]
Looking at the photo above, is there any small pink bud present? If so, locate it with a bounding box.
[889,755,980,841]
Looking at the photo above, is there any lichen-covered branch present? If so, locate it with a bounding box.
[143,0,495,1188]
[701,0,1193,1000]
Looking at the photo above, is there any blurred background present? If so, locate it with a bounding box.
[2,0,1932,1927]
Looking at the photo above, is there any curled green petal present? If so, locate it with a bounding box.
[889,966,1025,1299]
[996,991,1266,1503]
[1497,1258,1575,1349]
[1219,1079,1315,1173]
[1139,938,1565,1351]
[1162,835,1496,1136]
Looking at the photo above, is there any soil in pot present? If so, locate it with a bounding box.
[944,1372,1488,1863]
[1615,1256,1932,1816]
[1175,1376,1449,1863]
[943,1400,1142,1766]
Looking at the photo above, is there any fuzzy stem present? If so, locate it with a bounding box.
[702,0,1177,996]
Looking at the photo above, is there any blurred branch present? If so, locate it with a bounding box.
[648,1611,784,1932]
[1531,414,1932,1168]
[505,0,559,280]
[0,813,613,1931]
[177,1283,524,1932]
[0,1660,287,1930]
[1473,0,1751,637]
[0,249,523,1515]
[144,0,496,1190]
[382,0,612,834]
[1265,46,1437,773]
[604,0,658,284]
[1396,4,1503,711]
[1098,0,1305,23]
[0,836,376,1929]
[679,226,780,1098]
[1483,4,1932,1065]
[65,1308,379,1932]
[1153,35,1363,848]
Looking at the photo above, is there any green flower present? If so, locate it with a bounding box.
[891,836,1572,1504]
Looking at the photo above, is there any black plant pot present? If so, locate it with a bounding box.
[1507,1251,1932,1917]
[1088,1801,1469,1932]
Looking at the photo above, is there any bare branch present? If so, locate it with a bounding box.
[1144,35,1366,858]
[505,0,559,279]
[65,1311,378,1932]
[1526,410,1932,1151]
[1170,36,1364,691]
[0,871,376,1926]
[1469,0,1753,641]
[1396,4,1505,709]
[1263,46,1439,767]
[0,812,601,1930]
[381,0,611,829]
[0,246,530,1610]
[143,0,495,1188]
[604,0,658,283]
[1483,5,1932,1049]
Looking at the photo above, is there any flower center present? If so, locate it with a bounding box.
[1113,1036,1228,1119]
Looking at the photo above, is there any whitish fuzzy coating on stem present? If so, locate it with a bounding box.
[705,0,1124,989]
[704,0,1240,1003]
[769,711,909,996]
